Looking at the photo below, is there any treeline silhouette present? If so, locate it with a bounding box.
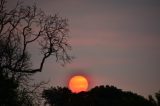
[42,85,160,106]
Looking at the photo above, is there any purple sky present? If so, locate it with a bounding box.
[8,0,160,97]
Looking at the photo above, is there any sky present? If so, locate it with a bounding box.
[8,0,160,97]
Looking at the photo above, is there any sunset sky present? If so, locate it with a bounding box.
[8,0,160,97]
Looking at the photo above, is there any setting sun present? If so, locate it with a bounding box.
[68,75,89,93]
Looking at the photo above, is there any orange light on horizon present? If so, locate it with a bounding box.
[68,75,89,93]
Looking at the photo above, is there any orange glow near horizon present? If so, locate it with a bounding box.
[68,75,89,93]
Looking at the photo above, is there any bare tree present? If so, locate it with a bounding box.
[0,0,71,74]
[0,0,72,105]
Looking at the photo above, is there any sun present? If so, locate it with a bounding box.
[68,75,89,93]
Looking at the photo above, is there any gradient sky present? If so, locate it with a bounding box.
[8,0,160,97]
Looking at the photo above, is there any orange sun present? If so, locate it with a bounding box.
[68,75,89,93]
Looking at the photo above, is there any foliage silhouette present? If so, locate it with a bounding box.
[43,85,158,106]
[42,87,72,106]
[0,72,19,105]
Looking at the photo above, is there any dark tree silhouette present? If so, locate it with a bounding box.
[0,72,19,105]
[42,85,156,106]
[42,87,72,106]
[0,0,71,74]
[0,0,71,105]
[88,85,154,106]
